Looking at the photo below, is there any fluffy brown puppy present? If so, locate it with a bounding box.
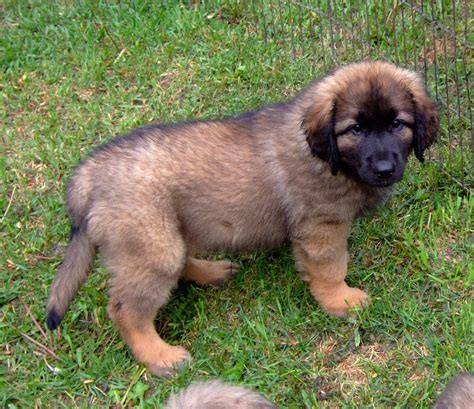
[164,381,276,409]
[165,374,474,409]
[46,61,439,376]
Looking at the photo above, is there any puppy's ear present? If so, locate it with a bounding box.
[407,76,440,162]
[302,100,340,175]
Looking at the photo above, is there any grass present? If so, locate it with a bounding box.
[1,1,472,407]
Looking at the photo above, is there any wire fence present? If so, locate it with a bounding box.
[198,0,472,187]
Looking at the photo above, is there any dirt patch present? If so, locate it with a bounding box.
[337,344,393,394]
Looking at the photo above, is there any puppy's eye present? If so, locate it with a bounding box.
[351,124,362,135]
[392,119,403,130]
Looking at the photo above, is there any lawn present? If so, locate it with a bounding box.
[1,1,472,407]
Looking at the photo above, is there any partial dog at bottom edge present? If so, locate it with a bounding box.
[164,373,474,409]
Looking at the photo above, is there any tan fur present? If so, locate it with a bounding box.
[46,61,438,376]
[164,381,276,409]
[182,258,240,286]
[165,374,473,408]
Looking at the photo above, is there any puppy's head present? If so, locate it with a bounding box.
[302,61,439,187]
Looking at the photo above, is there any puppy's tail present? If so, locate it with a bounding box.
[46,166,97,330]
[164,381,276,409]
[46,220,95,330]
[46,163,96,330]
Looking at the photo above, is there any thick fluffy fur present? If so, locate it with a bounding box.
[432,373,474,409]
[164,374,474,408]
[164,381,275,409]
[46,61,438,375]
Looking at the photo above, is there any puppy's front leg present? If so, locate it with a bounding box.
[293,222,368,317]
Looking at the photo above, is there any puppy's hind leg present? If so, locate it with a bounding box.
[182,257,240,287]
[103,221,190,377]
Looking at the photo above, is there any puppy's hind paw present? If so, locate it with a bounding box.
[182,258,240,287]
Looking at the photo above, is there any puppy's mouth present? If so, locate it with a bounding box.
[370,179,397,188]
[357,170,403,187]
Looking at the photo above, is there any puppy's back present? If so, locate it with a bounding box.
[164,381,276,409]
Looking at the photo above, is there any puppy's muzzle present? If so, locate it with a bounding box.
[373,159,395,180]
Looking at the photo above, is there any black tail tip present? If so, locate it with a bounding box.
[46,309,62,330]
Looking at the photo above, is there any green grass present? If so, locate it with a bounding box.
[1,1,472,407]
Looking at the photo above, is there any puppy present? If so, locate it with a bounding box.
[46,61,439,375]
[432,373,474,409]
[164,374,474,408]
[164,381,275,409]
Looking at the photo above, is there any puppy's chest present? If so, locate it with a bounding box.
[285,179,387,225]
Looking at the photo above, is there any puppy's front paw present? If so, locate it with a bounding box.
[146,345,191,378]
[312,283,369,317]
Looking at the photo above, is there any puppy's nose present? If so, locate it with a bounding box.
[374,160,395,178]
